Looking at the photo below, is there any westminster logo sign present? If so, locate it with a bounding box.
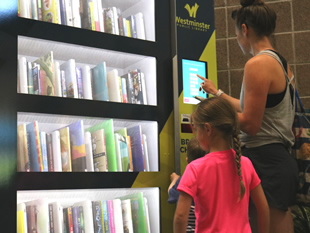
[184,3,199,18]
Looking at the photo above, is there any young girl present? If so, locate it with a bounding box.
[173,97,269,233]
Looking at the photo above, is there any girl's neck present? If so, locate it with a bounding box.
[208,136,231,153]
[250,36,274,56]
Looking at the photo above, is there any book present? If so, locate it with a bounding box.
[81,65,93,100]
[127,136,133,172]
[112,199,124,233]
[97,0,105,32]
[134,12,146,40]
[115,129,130,172]
[120,75,128,103]
[92,0,100,31]
[79,206,85,233]
[86,119,117,171]
[121,73,134,104]
[112,7,119,35]
[103,8,115,34]
[121,199,134,233]
[49,201,63,233]
[129,69,144,104]
[55,0,61,24]
[34,51,55,96]
[114,133,123,171]
[46,133,54,171]
[71,0,81,28]
[26,121,43,172]
[92,201,104,233]
[84,131,94,172]
[91,129,108,172]
[17,124,30,172]
[17,203,28,233]
[122,18,128,37]
[141,72,148,105]
[49,203,54,233]
[61,70,67,97]
[67,120,87,172]
[126,19,131,37]
[18,56,28,94]
[60,59,78,98]
[127,125,145,172]
[52,130,62,172]
[107,200,115,233]
[63,207,74,233]
[39,131,48,172]
[41,0,60,23]
[76,66,84,99]
[54,61,62,97]
[27,61,34,94]
[91,62,109,101]
[107,69,121,102]
[64,0,73,26]
[25,199,50,233]
[117,8,124,36]
[101,200,110,233]
[142,134,150,172]
[73,200,94,233]
[59,0,67,25]
[32,63,41,95]
[72,206,81,233]
[143,197,151,233]
[30,0,39,20]
[19,0,30,18]
[127,15,137,38]
[59,127,72,172]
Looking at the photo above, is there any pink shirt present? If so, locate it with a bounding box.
[177,149,260,233]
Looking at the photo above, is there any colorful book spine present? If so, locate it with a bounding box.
[26,121,43,171]
[41,0,60,23]
[72,206,80,233]
[120,76,128,103]
[92,201,104,233]
[101,200,110,233]
[49,203,54,233]
[76,66,84,99]
[32,63,41,95]
[46,133,54,171]
[40,131,48,172]
[91,62,109,101]
[59,127,72,172]
[17,124,30,172]
[107,200,115,233]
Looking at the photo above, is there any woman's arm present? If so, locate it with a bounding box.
[174,191,192,233]
[250,184,270,233]
[197,74,242,112]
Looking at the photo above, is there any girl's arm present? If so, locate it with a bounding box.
[250,184,270,233]
[174,191,192,233]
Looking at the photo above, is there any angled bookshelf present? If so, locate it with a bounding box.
[0,0,175,232]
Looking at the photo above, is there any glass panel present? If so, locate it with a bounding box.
[17,112,159,172]
[18,36,157,106]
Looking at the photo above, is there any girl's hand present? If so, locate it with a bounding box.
[197,74,218,95]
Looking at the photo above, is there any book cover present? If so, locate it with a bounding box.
[112,199,124,233]
[81,65,93,100]
[49,201,63,233]
[46,133,54,171]
[103,8,115,34]
[60,59,78,98]
[39,131,48,172]
[34,51,55,96]
[59,0,67,25]
[32,63,41,95]
[71,0,81,28]
[114,133,123,172]
[91,62,109,101]
[41,0,60,23]
[17,203,27,233]
[67,120,87,172]
[25,199,50,233]
[68,207,74,233]
[107,200,115,233]
[73,201,94,233]
[120,192,147,233]
[121,73,134,104]
[79,206,85,233]
[121,199,134,233]
[92,201,103,233]
[127,125,145,172]
[86,119,117,171]
[101,200,110,233]
[54,61,62,97]
[26,121,43,172]
[127,136,133,172]
[84,131,94,172]
[115,129,130,172]
[129,69,144,104]
[126,19,131,37]
[17,124,30,172]
[120,75,128,103]
[91,129,108,172]
[127,15,137,38]
[76,66,84,99]
[59,127,72,172]
[72,206,80,233]
[52,130,62,172]
[134,12,146,40]
[27,61,34,94]
[142,134,150,172]
[18,56,28,94]
[107,69,121,102]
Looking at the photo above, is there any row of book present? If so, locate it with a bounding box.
[18,52,148,105]
[18,0,147,40]
[17,119,151,172]
[17,192,151,233]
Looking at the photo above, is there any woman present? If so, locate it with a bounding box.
[198,0,298,232]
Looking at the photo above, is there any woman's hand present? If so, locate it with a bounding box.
[197,74,218,95]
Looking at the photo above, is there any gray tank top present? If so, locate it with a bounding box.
[240,50,295,148]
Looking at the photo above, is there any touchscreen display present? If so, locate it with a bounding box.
[182,59,208,104]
